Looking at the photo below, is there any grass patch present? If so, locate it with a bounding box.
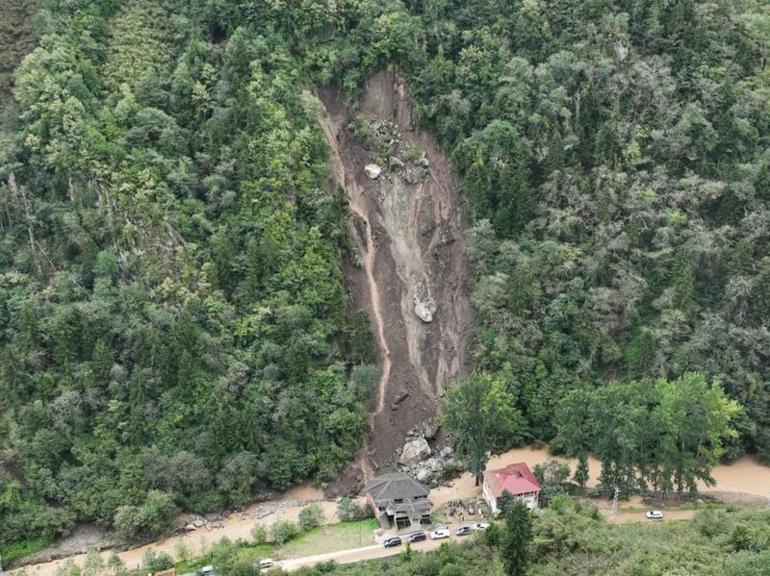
[281,519,379,557]
[1,538,51,565]
[167,519,378,573]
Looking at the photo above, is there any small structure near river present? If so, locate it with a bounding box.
[364,472,432,530]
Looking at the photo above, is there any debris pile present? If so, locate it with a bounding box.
[394,420,462,486]
[352,118,431,184]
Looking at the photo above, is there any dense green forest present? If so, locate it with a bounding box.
[1,0,770,556]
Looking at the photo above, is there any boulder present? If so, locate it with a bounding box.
[391,390,409,410]
[405,171,420,185]
[389,156,405,170]
[423,421,440,440]
[399,437,431,466]
[415,466,433,484]
[415,297,437,322]
[364,164,382,179]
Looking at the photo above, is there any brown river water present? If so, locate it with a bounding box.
[11,446,770,575]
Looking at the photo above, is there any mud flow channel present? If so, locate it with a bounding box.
[317,71,473,484]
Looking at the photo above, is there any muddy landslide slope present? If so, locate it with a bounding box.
[318,70,473,488]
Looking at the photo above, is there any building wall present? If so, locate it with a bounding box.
[366,494,381,518]
[519,492,538,511]
[483,480,540,516]
[482,480,498,516]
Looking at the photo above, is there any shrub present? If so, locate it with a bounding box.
[113,491,177,541]
[113,505,144,541]
[299,503,325,531]
[251,523,268,544]
[142,549,174,571]
[336,498,371,522]
[271,520,300,545]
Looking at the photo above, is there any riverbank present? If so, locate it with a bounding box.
[10,446,770,575]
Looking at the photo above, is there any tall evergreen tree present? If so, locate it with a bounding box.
[502,499,533,576]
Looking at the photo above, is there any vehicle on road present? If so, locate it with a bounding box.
[405,531,427,543]
[201,566,214,576]
[430,528,451,540]
[258,559,274,569]
[455,526,473,536]
[471,522,490,531]
[646,510,664,520]
[383,536,402,548]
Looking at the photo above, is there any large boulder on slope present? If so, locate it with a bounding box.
[364,163,382,179]
[399,437,431,466]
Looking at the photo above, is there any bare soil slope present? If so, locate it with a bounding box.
[318,70,473,489]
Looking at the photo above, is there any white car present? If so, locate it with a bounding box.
[258,559,274,569]
[430,527,451,540]
[471,522,490,531]
[646,510,664,520]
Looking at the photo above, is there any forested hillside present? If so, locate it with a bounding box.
[0,0,36,103]
[0,0,378,548]
[1,0,770,556]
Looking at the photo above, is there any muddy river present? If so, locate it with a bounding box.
[11,446,769,575]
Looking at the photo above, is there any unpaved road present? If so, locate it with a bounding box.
[276,509,695,573]
[277,533,468,572]
[318,71,474,486]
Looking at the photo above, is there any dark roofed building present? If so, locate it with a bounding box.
[364,472,432,530]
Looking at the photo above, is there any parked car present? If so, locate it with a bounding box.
[200,566,214,576]
[258,559,274,569]
[471,522,490,531]
[646,510,664,520]
[455,526,473,536]
[405,531,427,543]
[430,527,451,540]
[383,536,402,548]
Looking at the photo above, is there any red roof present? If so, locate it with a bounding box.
[484,462,541,498]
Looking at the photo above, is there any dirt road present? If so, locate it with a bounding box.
[277,537,452,572]
[277,509,697,572]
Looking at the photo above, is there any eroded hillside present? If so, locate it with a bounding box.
[318,71,473,487]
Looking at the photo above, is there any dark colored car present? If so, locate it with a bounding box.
[455,526,473,536]
[384,536,402,548]
[405,531,427,543]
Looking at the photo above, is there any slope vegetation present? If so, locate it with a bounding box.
[0,0,35,104]
[0,0,374,549]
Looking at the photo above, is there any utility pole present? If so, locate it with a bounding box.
[1,553,4,576]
